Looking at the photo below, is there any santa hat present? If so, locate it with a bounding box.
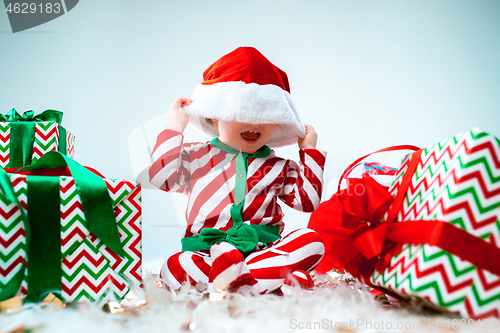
[184,47,306,148]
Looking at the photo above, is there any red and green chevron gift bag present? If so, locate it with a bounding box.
[0,152,142,307]
[0,109,75,169]
[368,128,500,319]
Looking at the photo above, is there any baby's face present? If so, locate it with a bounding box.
[217,121,276,154]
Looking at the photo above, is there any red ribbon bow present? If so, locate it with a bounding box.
[335,149,500,282]
[335,174,402,278]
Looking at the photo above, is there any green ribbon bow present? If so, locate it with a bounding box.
[199,223,260,253]
[0,109,67,168]
[0,151,123,303]
[180,138,280,255]
[0,109,64,123]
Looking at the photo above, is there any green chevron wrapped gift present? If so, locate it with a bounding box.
[365,128,500,319]
[0,109,75,168]
[0,152,142,307]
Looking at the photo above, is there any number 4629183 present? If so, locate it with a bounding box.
[5,2,61,14]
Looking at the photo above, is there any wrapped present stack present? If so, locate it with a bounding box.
[335,128,500,319]
[0,109,75,168]
[0,109,142,308]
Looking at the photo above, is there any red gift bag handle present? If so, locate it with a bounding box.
[338,145,421,192]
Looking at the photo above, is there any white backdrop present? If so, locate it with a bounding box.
[1,0,499,268]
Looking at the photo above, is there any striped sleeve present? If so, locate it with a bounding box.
[148,129,191,194]
[277,149,327,212]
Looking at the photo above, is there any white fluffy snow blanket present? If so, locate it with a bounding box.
[0,275,495,333]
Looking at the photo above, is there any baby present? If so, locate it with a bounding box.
[149,47,326,294]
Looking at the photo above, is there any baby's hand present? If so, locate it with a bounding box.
[298,124,318,149]
[166,96,193,132]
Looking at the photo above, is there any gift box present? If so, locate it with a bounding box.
[336,129,500,319]
[0,109,75,168]
[0,152,141,307]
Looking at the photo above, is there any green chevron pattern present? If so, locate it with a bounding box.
[0,175,27,292]
[0,174,141,307]
[56,177,142,306]
[0,123,11,168]
[371,128,500,319]
[0,121,74,168]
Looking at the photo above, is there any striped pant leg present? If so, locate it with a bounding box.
[209,242,258,292]
[245,228,325,293]
[160,244,258,293]
[160,250,211,291]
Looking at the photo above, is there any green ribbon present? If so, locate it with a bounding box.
[0,151,123,303]
[0,109,64,123]
[182,224,281,255]
[180,139,277,254]
[199,223,259,253]
[210,138,271,228]
[25,176,62,302]
[19,151,124,257]
[0,109,67,168]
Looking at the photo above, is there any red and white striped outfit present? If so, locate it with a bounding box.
[149,129,326,293]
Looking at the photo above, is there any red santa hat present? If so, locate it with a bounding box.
[184,47,306,148]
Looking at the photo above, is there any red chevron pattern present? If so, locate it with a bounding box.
[101,180,142,282]
[0,228,25,248]
[399,139,500,242]
[0,256,24,277]
[0,156,8,165]
[372,129,500,319]
[66,132,75,159]
[477,269,500,291]
[0,205,21,221]
[0,122,74,168]
[35,123,58,141]
[0,174,27,291]
[32,122,59,162]
[60,177,89,257]
[1,173,141,307]
[58,178,141,306]
[58,240,131,307]
[0,131,9,143]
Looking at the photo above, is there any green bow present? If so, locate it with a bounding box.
[0,151,123,303]
[0,109,66,168]
[199,223,259,253]
[0,109,63,124]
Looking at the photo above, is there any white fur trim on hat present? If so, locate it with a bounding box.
[183,81,306,148]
